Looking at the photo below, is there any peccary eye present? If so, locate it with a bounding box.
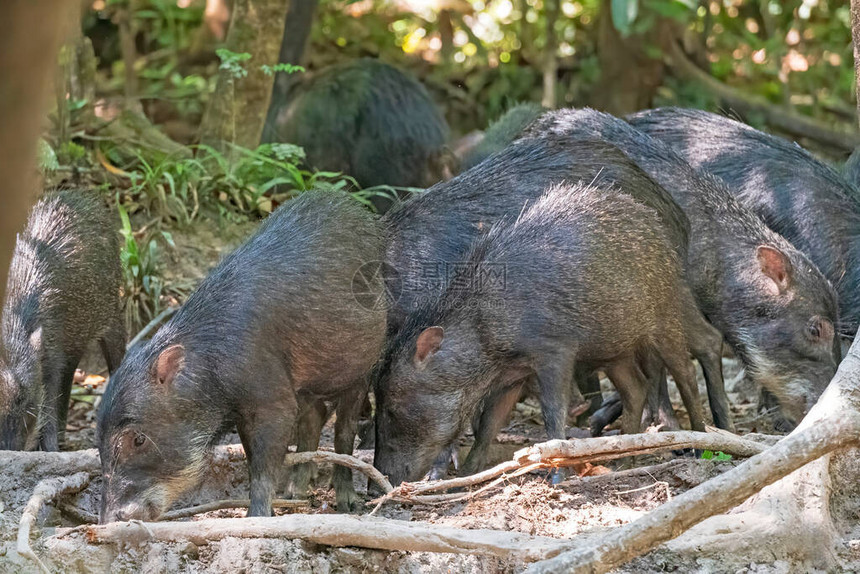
[133,434,146,447]
[806,317,834,343]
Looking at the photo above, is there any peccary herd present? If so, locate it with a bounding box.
[0,59,855,524]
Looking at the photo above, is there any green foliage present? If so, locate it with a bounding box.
[216,48,252,80]
[115,141,396,221]
[124,151,198,223]
[117,202,175,333]
[59,142,88,166]
[260,63,306,76]
[37,140,59,173]
[611,0,639,36]
[134,0,204,55]
[700,450,732,461]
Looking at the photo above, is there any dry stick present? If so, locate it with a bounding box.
[526,414,860,574]
[58,502,99,525]
[205,446,395,496]
[281,450,394,494]
[395,431,764,498]
[162,498,308,520]
[18,472,92,574]
[369,462,546,513]
[514,431,767,466]
[369,431,766,508]
[63,514,572,562]
[59,498,310,525]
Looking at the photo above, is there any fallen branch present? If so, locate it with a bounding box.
[18,472,92,574]
[56,514,572,562]
[667,41,860,151]
[371,430,767,508]
[514,430,767,466]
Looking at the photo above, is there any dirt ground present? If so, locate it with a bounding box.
[0,214,839,573]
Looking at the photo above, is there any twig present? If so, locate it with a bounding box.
[58,502,98,524]
[161,498,308,521]
[613,481,670,496]
[280,450,394,495]
[369,462,545,513]
[369,431,766,509]
[514,431,767,467]
[57,498,309,525]
[127,306,178,349]
[18,472,92,574]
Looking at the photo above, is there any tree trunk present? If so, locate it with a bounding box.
[260,0,318,144]
[590,0,667,115]
[56,27,99,160]
[116,1,139,103]
[0,1,76,309]
[199,0,292,151]
[542,0,559,108]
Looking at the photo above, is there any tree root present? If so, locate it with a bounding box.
[55,514,572,562]
[526,347,860,574]
[18,472,93,574]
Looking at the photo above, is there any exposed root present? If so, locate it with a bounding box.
[664,454,838,568]
[17,472,92,574]
[55,514,573,562]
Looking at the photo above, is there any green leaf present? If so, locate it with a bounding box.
[611,0,639,36]
[700,450,714,460]
[36,139,59,172]
[256,177,300,196]
[160,231,176,249]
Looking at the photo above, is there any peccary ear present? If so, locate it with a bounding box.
[154,345,185,387]
[414,326,444,366]
[757,245,792,295]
